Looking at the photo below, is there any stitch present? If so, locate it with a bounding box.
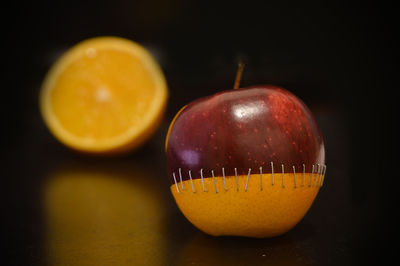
[320,165,327,187]
[188,170,195,192]
[234,168,239,191]
[222,167,227,191]
[200,168,206,192]
[173,172,181,193]
[245,168,251,192]
[310,164,315,187]
[211,170,218,193]
[293,165,297,188]
[178,168,183,190]
[171,163,327,192]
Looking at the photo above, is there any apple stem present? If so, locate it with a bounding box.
[233,60,245,90]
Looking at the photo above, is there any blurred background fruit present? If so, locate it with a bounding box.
[40,37,168,154]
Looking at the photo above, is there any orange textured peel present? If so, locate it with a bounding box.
[171,173,320,238]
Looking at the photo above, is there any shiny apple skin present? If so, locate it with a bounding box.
[166,85,325,184]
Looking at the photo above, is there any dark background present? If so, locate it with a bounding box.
[3,0,398,265]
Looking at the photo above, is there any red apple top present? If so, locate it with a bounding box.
[165,85,325,184]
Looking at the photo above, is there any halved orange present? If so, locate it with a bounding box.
[171,173,321,238]
[40,36,168,154]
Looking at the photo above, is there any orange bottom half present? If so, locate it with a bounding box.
[171,173,322,238]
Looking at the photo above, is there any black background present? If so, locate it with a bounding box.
[3,0,398,265]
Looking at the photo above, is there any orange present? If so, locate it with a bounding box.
[40,36,168,154]
[171,172,323,238]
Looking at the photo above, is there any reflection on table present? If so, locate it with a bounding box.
[42,160,166,266]
[177,232,310,266]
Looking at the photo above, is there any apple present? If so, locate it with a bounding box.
[165,85,326,238]
[166,85,325,181]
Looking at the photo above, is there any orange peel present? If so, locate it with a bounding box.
[171,173,321,238]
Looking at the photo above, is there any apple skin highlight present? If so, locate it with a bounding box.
[166,85,326,238]
[166,85,324,181]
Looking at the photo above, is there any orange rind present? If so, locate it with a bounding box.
[171,172,322,238]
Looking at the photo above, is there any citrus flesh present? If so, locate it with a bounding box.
[40,37,168,153]
[171,173,321,238]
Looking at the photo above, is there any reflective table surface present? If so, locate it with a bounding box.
[4,104,392,265]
